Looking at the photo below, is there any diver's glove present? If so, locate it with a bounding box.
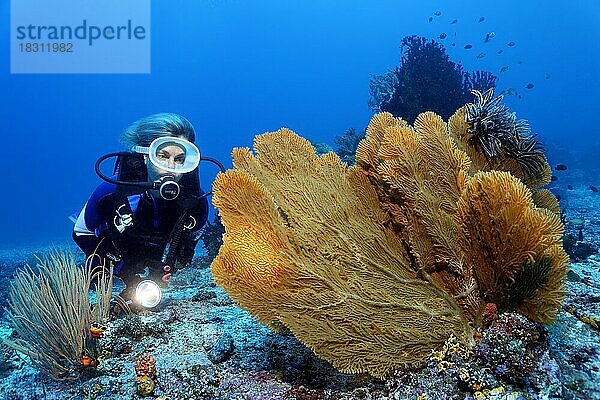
[143,259,173,287]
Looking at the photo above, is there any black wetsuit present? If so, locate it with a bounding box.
[72,178,209,290]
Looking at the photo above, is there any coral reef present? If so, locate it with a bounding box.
[134,353,157,396]
[200,215,225,261]
[482,303,498,329]
[334,128,366,166]
[210,103,568,377]
[134,353,156,379]
[369,35,497,123]
[474,313,548,386]
[564,305,600,331]
[0,247,596,399]
[563,233,598,262]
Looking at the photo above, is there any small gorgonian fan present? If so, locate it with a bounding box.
[464,88,545,175]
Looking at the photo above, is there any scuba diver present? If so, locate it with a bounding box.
[72,113,224,311]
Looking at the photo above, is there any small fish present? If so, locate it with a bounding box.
[525,83,535,89]
[545,73,551,80]
[556,194,561,201]
[434,11,442,16]
[476,52,486,59]
[450,19,458,24]
[555,164,568,171]
[428,16,433,22]
[517,60,523,64]
[478,16,486,22]
[464,44,473,49]
[508,41,516,47]
[500,66,509,73]
[452,42,456,47]
[567,185,574,190]
[590,185,599,193]
[506,87,517,95]
[551,175,558,182]
[439,33,447,39]
[518,95,522,99]
[484,32,496,42]
[497,49,504,54]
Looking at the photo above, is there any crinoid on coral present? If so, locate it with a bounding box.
[211,110,567,377]
[458,88,550,189]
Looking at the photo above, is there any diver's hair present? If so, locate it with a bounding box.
[120,113,196,148]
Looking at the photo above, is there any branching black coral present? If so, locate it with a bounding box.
[369,35,497,123]
[463,71,497,94]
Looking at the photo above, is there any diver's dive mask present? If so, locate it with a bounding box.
[133,136,201,174]
[95,137,224,201]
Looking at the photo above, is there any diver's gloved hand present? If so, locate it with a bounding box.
[144,260,172,287]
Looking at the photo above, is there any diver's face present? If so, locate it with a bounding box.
[147,144,186,182]
[156,144,186,170]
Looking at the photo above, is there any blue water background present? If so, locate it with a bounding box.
[0,0,599,249]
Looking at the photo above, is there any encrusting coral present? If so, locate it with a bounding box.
[210,93,568,377]
[135,353,157,396]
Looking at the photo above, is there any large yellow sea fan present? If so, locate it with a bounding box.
[456,170,565,310]
[215,223,286,285]
[356,112,407,169]
[358,112,481,319]
[532,189,561,216]
[211,128,472,377]
[211,170,292,324]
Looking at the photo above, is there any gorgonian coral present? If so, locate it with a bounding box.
[211,110,567,377]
